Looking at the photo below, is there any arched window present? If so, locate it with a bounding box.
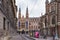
[26,21,28,29]
[52,16,55,24]
[18,21,20,29]
[3,18,6,30]
[45,18,47,26]
[18,21,20,27]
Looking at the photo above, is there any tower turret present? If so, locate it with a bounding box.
[46,0,49,4]
[45,0,49,14]
[18,8,21,19]
[26,7,29,19]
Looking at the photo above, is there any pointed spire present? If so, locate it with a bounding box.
[46,0,49,4]
[26,7,28,14]
[19,8,21,13]
[26,7,29,19]
[18,8,21,19]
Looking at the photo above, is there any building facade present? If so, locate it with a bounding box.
[0,0,17,36]
[40,0,60,37]
[17,8,40,34]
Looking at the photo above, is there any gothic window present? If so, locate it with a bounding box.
[7,22,9,30]
[52,16,55,24]
[18,21,20,27]
[3,18,6,30]
[45,18,47,26]
[51,4,56,13]
[49,6,51,12]
[26,21,28,29]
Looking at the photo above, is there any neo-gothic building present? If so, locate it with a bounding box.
[17,8,40,34]
[40,0,60,37]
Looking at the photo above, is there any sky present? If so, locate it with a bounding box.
[16,0,50,17]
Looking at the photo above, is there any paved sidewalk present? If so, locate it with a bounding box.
[25,34,60,40]
[0,36,10,40]
[0,31,19,40]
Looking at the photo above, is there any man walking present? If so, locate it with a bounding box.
[53,31,55,40]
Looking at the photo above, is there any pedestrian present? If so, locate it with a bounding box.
[53,31,55,40]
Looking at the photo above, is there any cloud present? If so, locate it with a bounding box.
[29,0,45,17]
[16,0,46,17]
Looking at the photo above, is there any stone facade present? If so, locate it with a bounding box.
[40,0,60,37]
[0,0,17,36]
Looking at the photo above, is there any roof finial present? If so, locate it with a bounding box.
[26,6,29,19]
